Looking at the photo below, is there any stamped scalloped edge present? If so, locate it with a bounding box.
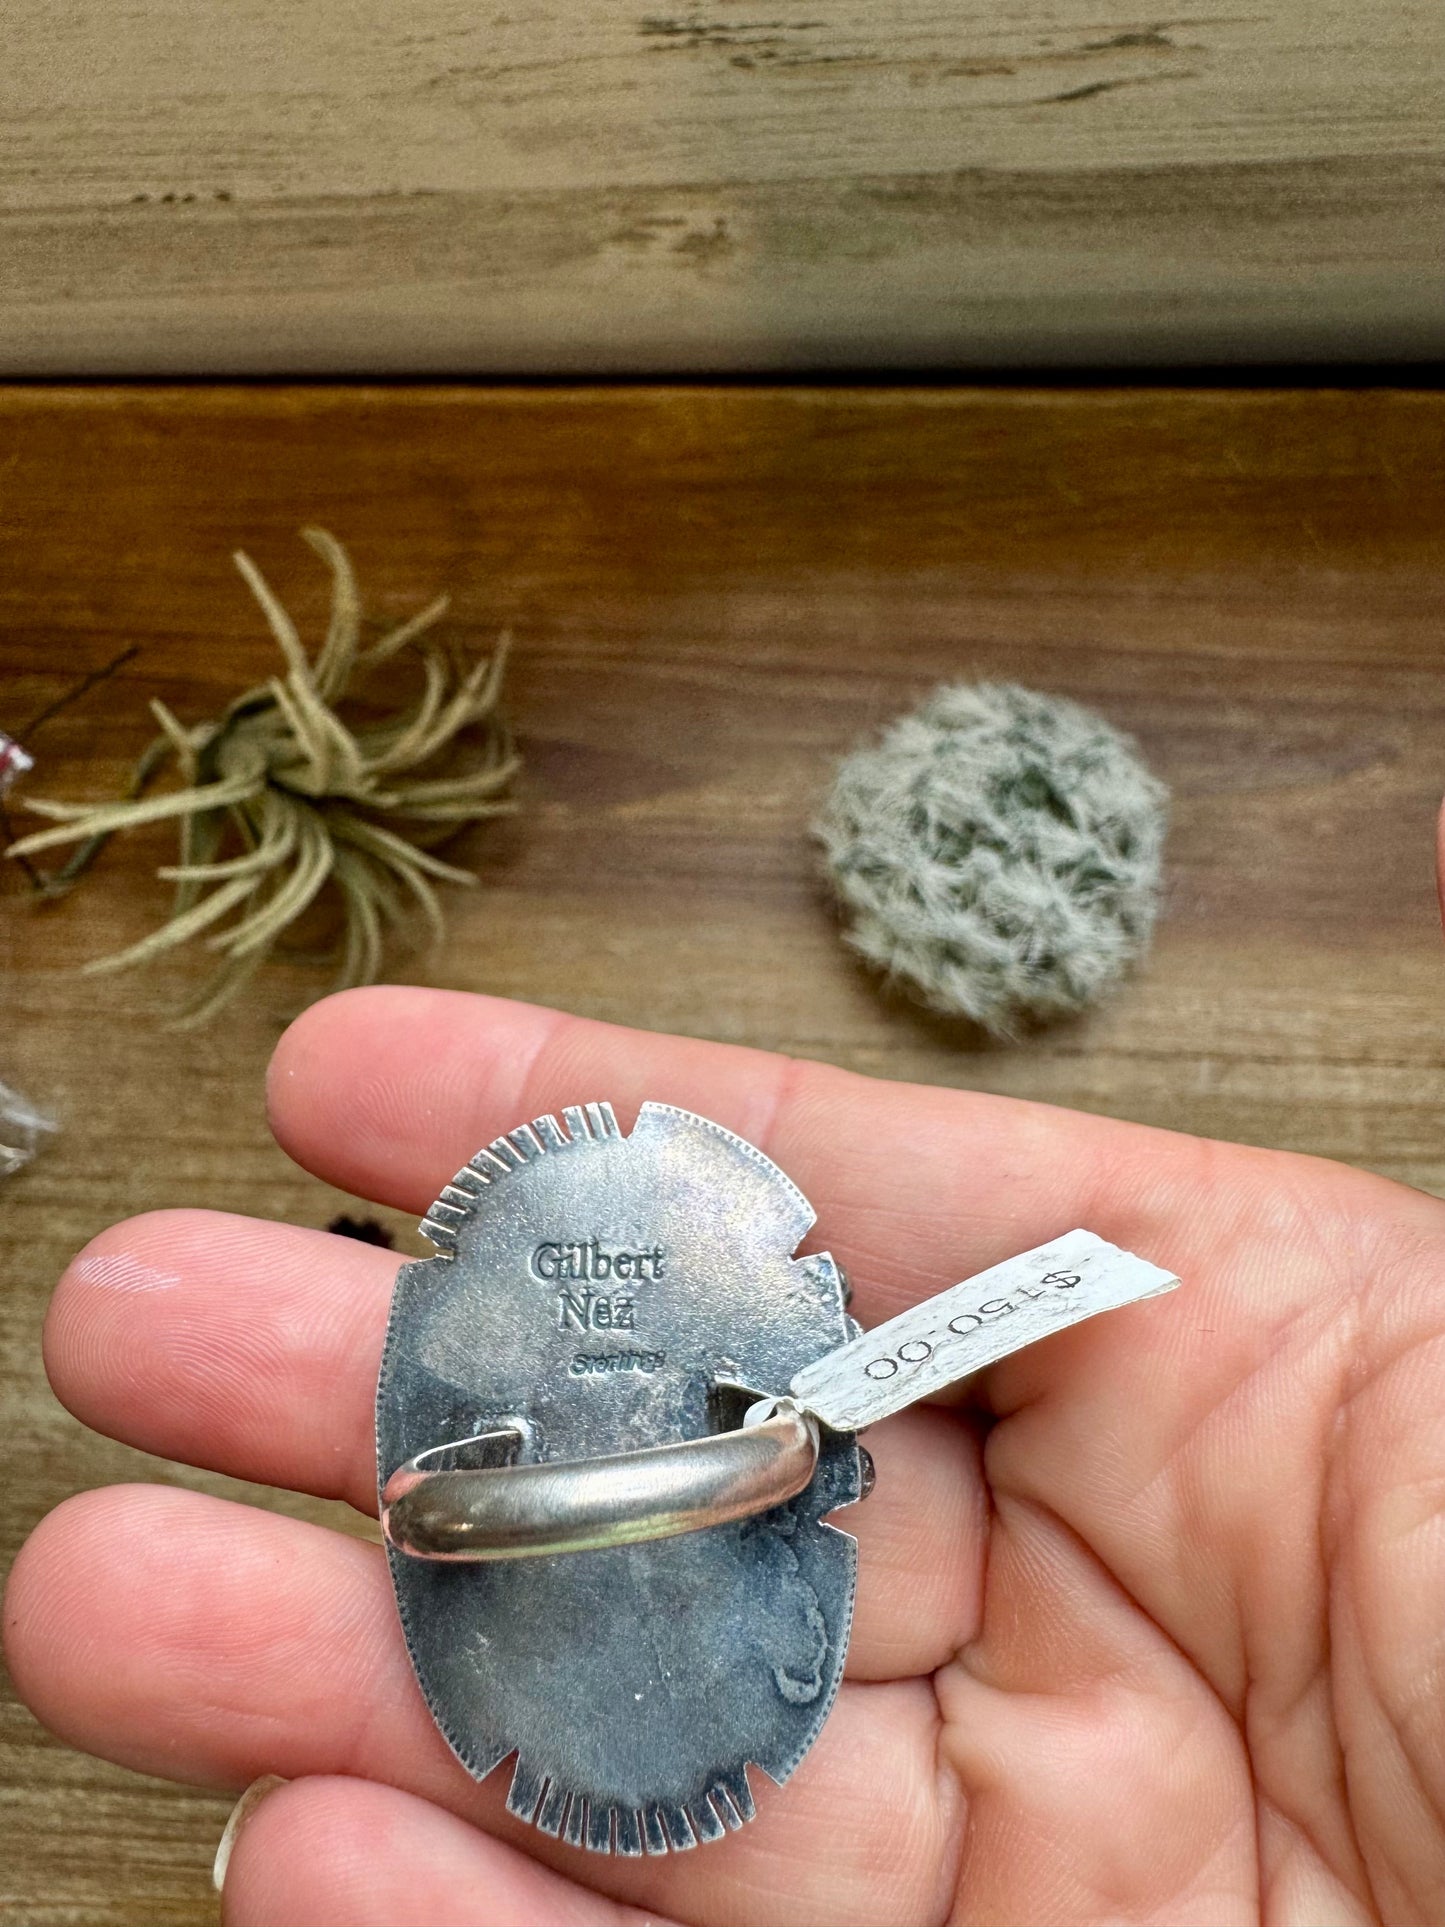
[504,1753,757,1856]
[418,1100,623,1254]
[418,1098,817,1259]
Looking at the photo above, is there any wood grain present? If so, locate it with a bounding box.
[2,383,1444,1921]
[2,2,1443,371]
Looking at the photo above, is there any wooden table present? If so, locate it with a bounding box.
[2,385,1443,1922]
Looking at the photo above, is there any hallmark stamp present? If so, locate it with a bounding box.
[557,1287,636,1333]
[530,1240,667,1283]
[569,1350,666,1377]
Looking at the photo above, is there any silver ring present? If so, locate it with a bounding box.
[381,1401,819,1562]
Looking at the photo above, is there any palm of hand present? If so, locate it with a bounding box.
[7,987,1444,1926]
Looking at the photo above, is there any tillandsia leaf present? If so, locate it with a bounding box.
[333,814,479,888]
[22,731,179,898]
[159,792,298,884]
[263,675,326,792]
[384,797,520,824]
[360,594,451,668]
[332,847,387,989]
[330,816,453,946]
[6,530,518,1020]
[12,764,265,853]
[80,870,261,976]
[301,527,364,704]
[214,807,335,958]
[232,550,312,684]
[312,702,367,799]
[171,946,269,1030]
[278,646,368,798]
[170,806,230,915]
[390,863,449,951]
[148,699,205,779]
[382,759,521,810]
[402,644,511,769]
[366,649,453,774]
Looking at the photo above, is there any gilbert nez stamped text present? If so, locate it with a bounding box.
[530,1239,667,1338]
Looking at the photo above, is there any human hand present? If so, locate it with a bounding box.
[7,986,1445,1925]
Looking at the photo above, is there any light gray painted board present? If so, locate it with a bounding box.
[2,6,1444,361]
[2,0,1445,368]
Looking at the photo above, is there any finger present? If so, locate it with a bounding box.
[6,1486,961,1927]
[221,1776,674,1927]
[265,986,1154,1329]
[937,1488,1261,1926]
[45,1211,398,1515]
[45,1212,986,1679]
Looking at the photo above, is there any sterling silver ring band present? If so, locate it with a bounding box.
[381,1401,820,1562]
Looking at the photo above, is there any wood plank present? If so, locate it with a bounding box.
[2,2,1443,370]
[1,383,1443,1921]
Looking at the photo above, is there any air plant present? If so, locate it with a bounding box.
[8,529,518,1023]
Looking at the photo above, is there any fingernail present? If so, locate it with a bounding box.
[213,1775,287,1892]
